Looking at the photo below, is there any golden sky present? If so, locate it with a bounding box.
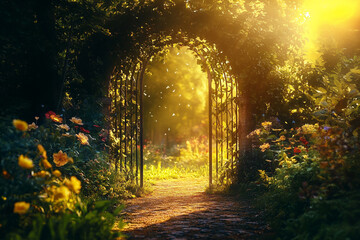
[302,0,360,63]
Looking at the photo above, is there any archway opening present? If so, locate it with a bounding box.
[108,35,239,188]
[143,46,209,182]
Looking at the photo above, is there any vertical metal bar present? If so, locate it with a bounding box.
[139,59,148,188]
[224,72,229,164]
[207,66,213,188]
[135,63,140,185]
[114,74,119,173]
[124,70,128,171]
[209,61,218,185]
[225,72,229,183]
[230,75,234,172]
[220,75,223,169]
[215,71,219,184]
[130,71,134,178]
[109,75,114,169]
[119,72,123,171]
[235,78,239,163]
[129,64,136,178]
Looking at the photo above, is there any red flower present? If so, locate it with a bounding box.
[299,137,309,145]
[45,111,56,119]
[80,127,90,134]
[93,125,100,128]
[294,147,301,154]
[45,111,62,123]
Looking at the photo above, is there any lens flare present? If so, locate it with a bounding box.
[302,0,360,64]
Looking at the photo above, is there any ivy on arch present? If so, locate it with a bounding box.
[76,0,303,186]
[108,32,240,187]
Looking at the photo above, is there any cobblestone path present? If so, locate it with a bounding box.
[121,177,269,239]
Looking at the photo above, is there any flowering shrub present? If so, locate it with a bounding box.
[252,121,360,239]
[0,113,124,239]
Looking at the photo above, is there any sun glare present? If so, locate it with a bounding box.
[305,0,358,24]
[302,0,360,64]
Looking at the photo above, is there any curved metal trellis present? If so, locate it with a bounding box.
[108,44,240,188]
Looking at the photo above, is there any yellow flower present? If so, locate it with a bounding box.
[261,121,272,128]
[14,201,30,214]
[76,133,89,145]
[53,150,69,167]
[258,169,266,178]
[42,159,52,169]
[18,155,34,169]
[38,144,45,154]
[37,144,47,159]
[54,186,71,200]
[65,176,81,194]
[38,144,47,159]
[57,124,70,131]
[70,117,83,125]
[13,119,28,131]
[247,128,262,138]
[33,170,51,178]
[50,114,63,123]
[52,170,62,178]
[259,143,270,152]
[28,122,38,130]
[300,124,318,134]
[279,135,286,141]
[258,169,272,183]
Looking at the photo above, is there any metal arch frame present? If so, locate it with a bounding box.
[110,51,240,189]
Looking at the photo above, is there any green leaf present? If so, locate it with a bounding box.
[94,200,111,209]
[316,87,327,94]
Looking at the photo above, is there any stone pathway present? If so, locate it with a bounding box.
[121,177,269,239]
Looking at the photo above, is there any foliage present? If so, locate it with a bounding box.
[253,120,360,239]
[308,54,360,127]
[0,0,120,119]
[0,113,128,239]
[5,200,123,240]
[249,55,360,238]
[2,0,360,238]
[143,136,208,181]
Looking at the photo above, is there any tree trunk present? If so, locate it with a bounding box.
[238,91,251,154]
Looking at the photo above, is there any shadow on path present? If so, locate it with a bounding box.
[121,177,269,239]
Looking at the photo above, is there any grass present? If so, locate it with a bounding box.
[144,164,208,183]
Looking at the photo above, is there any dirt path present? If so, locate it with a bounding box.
[121,177,269,239]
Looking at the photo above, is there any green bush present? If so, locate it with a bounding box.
[252,121,360,239]
[0,113,127,239]
[4,200,124,240]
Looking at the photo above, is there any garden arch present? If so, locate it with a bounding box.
[108,36,239,188]
[78,1,297,187]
